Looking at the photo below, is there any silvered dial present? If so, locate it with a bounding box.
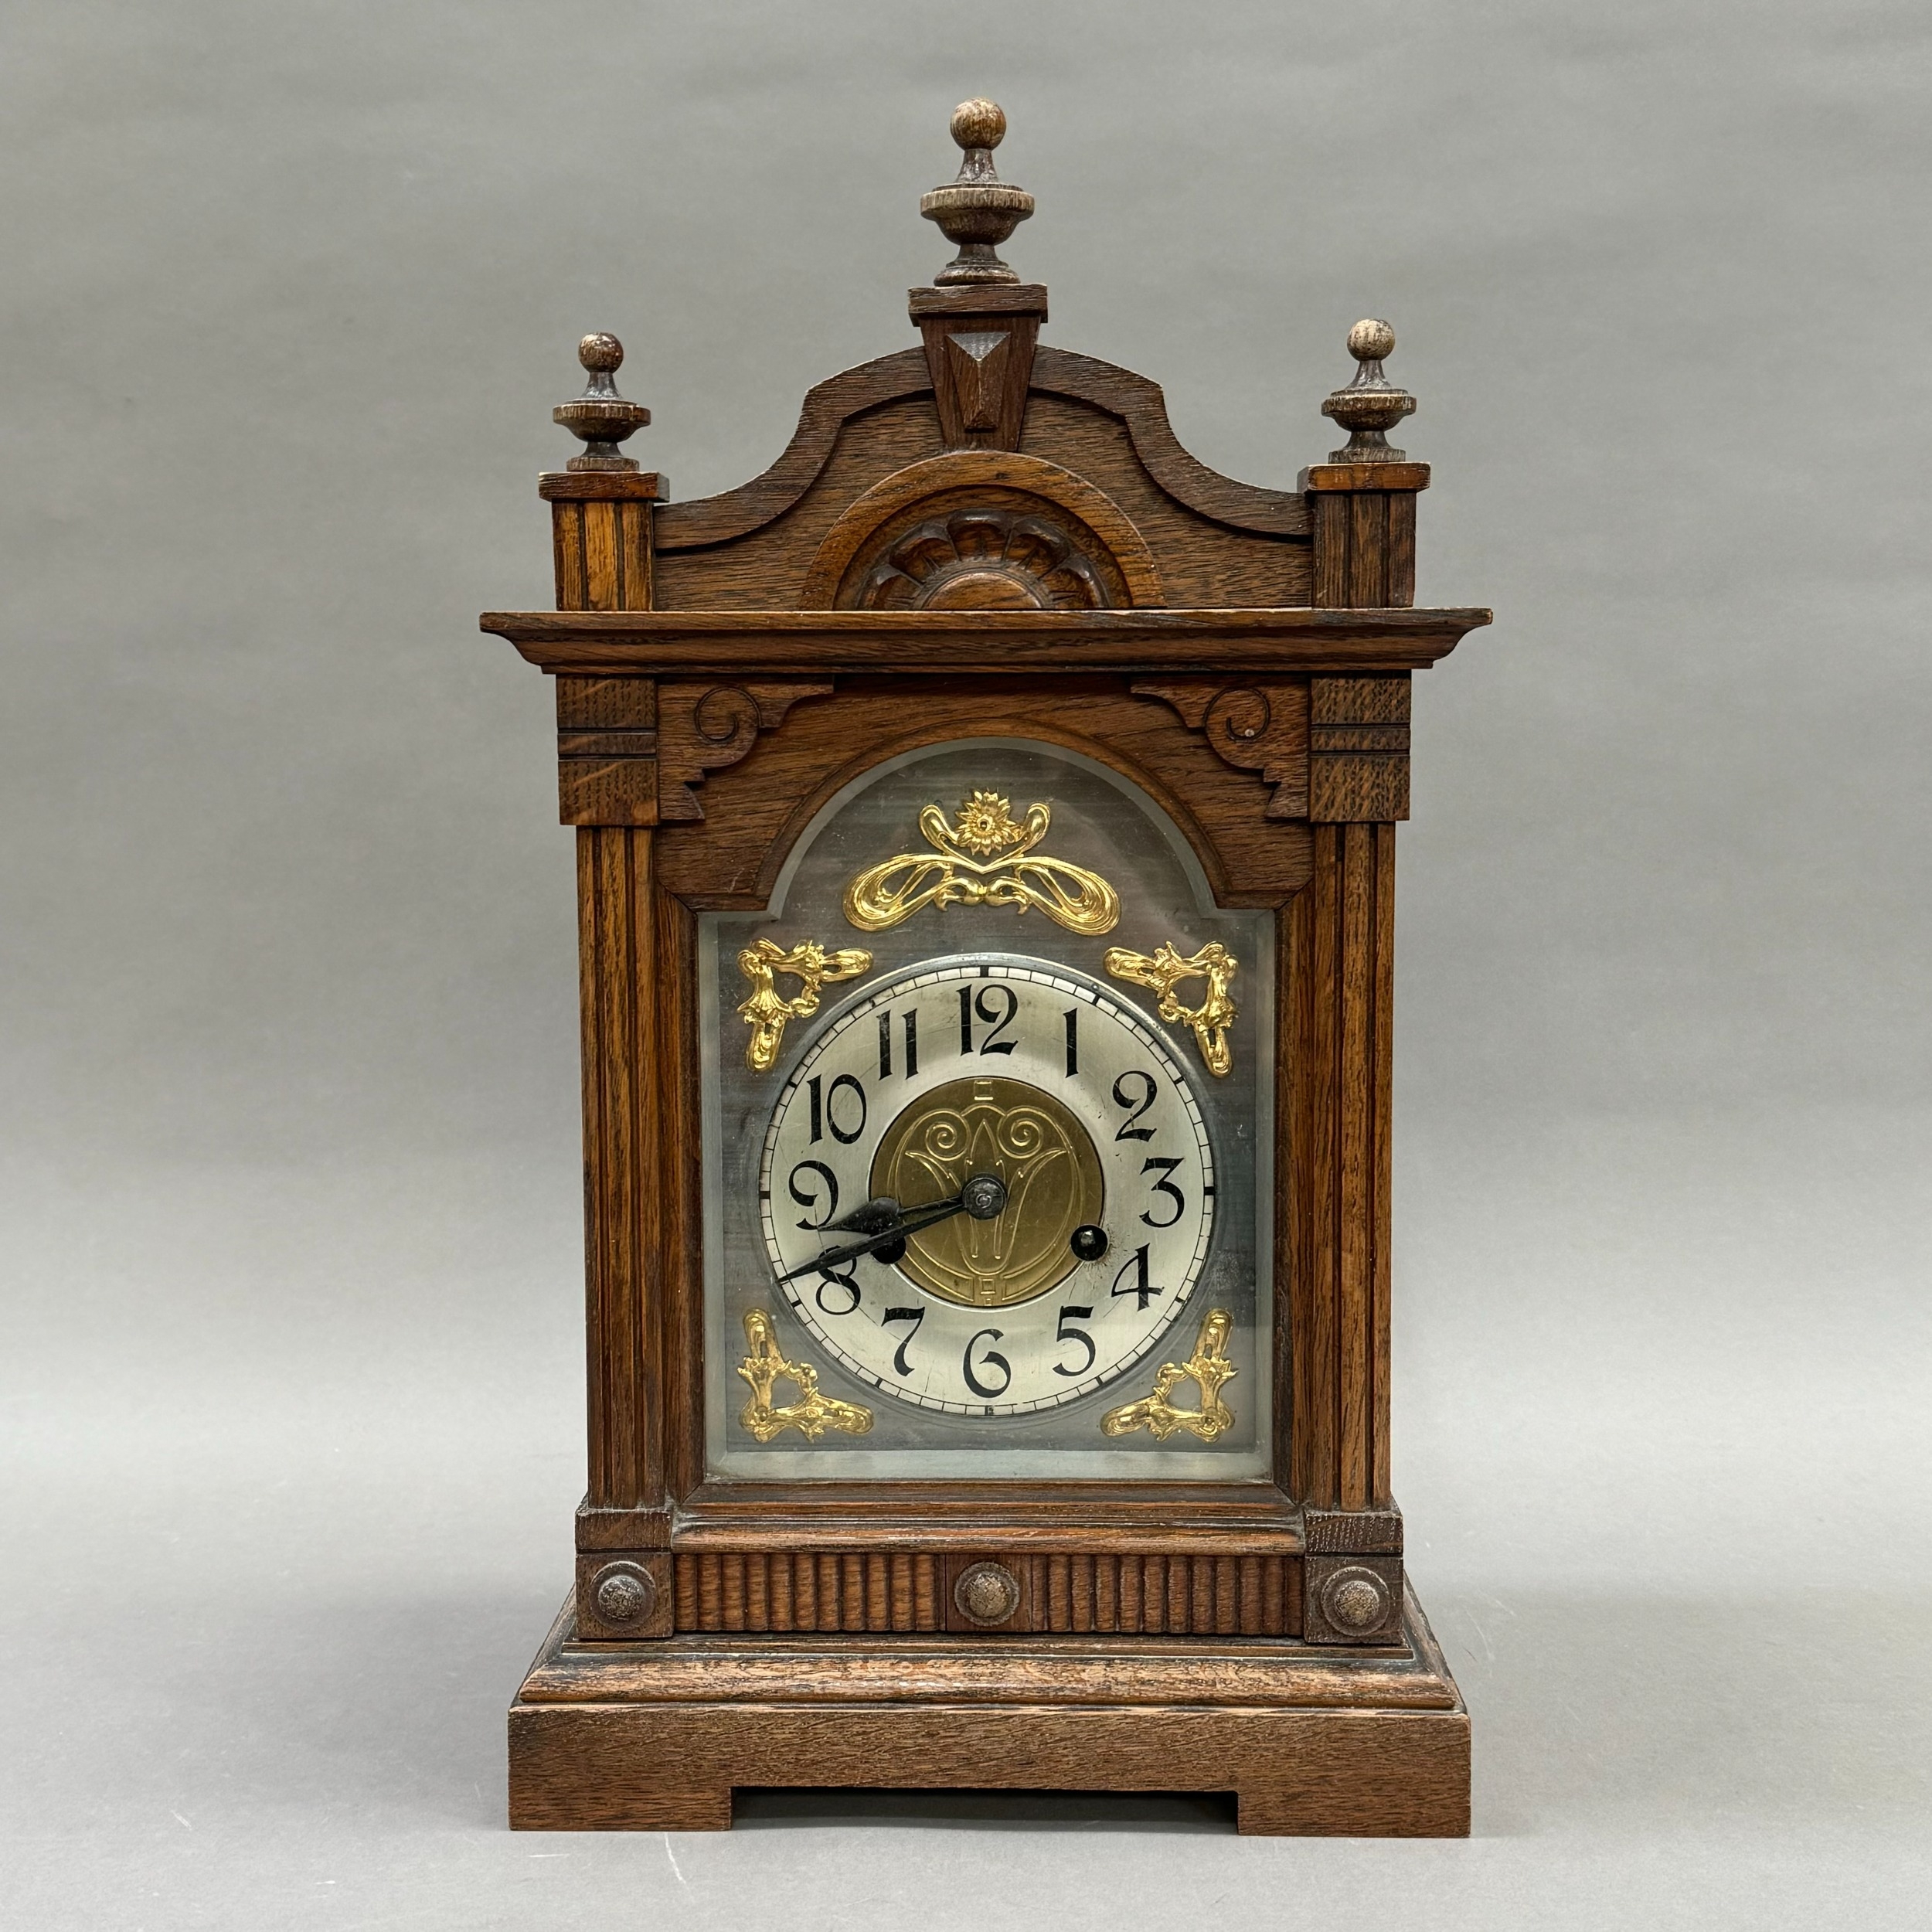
[760,959,1215,1415]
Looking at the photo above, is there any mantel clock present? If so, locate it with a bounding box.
[483,101,1491,1835]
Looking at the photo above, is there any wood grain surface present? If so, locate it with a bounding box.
[481,604,1490,675]
[662,1550,1303,1636]
[509,1584,1468,1834]
[495,207,1482,1832]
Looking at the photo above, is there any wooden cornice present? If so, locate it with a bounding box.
[480,607,1492,677]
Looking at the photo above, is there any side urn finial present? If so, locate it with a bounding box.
[920,98,1034,286]
[1321,319,1416,463]
[553,332,651,472]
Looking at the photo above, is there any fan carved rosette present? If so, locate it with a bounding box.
[848,502,1126,611]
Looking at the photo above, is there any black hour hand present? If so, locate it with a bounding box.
[824,1196,908,1238]
[773,1175,1009,1286]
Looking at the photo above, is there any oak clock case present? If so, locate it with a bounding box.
[703,741,1270,1475]
[483,98,1492,1836]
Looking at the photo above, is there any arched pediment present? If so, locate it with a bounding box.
[651,347,1308,566]
[649,345,1314,618]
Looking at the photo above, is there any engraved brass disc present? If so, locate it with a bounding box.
[869,1075,1103,1308]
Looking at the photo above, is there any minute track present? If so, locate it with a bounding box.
[758,957,1216,1417]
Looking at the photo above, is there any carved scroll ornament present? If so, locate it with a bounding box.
[1104,940,1238,1077]
[658,682,835,821]
[1130,682,1308,820]
[845,791,1119,935]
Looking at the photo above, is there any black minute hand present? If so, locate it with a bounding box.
[773,1196,968,1284]
[773,1172,1009,1285]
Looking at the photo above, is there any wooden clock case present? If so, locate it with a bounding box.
[482,105,1489,1835]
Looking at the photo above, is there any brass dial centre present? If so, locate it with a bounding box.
[869,1075,1104,1308]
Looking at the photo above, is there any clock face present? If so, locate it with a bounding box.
[701,739,1271,1478]
[760,960,1215,1416]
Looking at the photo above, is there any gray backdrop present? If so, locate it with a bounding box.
[4,2,1927,1926]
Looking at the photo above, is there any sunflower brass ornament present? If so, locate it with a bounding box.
[1103,940,1239,1076]
[736,1309,875,1442]
[736,937,874,1072]
[843,790,1120,935]
[1100,1308,1238,1442]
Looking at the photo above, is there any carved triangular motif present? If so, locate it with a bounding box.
[946,330,1011,432]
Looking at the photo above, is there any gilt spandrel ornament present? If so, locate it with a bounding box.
[1104,940,1239,1077]
[843,789,1120,935]
[1100,1308,1238,1442]
[736,1309,874,1443]
[736,937,874,1072]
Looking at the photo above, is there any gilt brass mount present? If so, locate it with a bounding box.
[1100,1308,1237,1441]
[1104,940,1239,1077]
[736,937,874,1072]
[736,1309,875,1441]
[844,790,1120,935]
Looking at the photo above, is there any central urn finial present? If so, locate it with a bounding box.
[920,98,1034,286]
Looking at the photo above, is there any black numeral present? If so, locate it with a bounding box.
[787,1159,839,1230]
[807,1073,867,1145]
[877,1010,917,1080]
[832,1073,866,1144]
[957,981,1019,1056]
[962,1327,1012,1398]
[1139,1155,1186,1228]
[1063,1008,1078,1077]
[1053,1304,1096,1377]
[814,1268,860,1315]
[882,1305,924,1376]
[1111,1070,1158,1141]
[1109,1243,1161,1310]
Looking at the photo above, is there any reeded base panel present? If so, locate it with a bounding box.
[507,1580,1468,1836]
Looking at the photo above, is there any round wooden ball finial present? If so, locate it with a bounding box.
[921,96,1033,286]
[951,97,1006,151]
[1321,316,1415,464]
[553,329,651,472]
[577,331,624,374]
[1346,318,1396,363]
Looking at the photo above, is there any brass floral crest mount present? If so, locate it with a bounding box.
[844,790,1121,935]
